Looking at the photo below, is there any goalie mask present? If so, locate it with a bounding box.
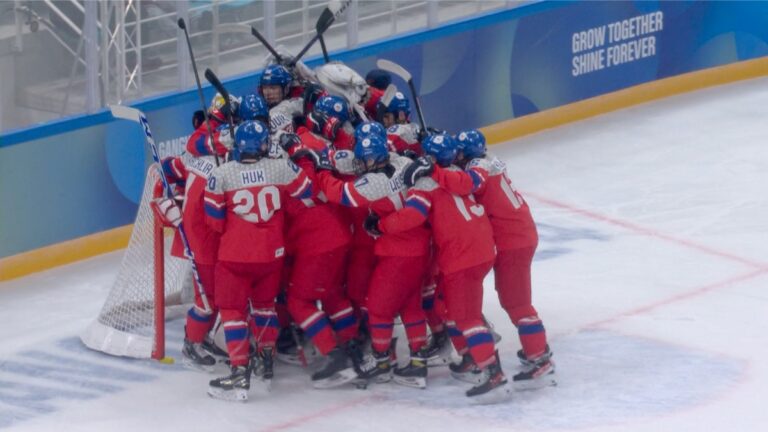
[315,62,368,106]
[209,92,241,123]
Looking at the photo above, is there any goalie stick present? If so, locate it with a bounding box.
[376,59,428,134]
[177,18,220,166]
[109,105,213,323]
[290,0,352,66]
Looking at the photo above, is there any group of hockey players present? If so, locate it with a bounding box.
[150,54,555,404]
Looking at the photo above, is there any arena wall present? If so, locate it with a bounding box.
[2,0,767,280]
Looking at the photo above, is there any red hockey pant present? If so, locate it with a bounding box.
[215,259,283,367]
[345,244,376,318]
[367,255,429,354]
[185,262,218,343]
[287,246,357,355]
[495,246,548,359]
[442,260,496,369]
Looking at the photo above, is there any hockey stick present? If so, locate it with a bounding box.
[250,25,284,64]
[289,323,309,368]
[376,59,428,133]
[110,105,213,360]
[203,68,237,142]
[177,18,220,166]
[375,83,398,122]
[290,0,352,67]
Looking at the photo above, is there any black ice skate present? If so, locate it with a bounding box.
[516,344,551,367]
[449,352,484,384]
[182,339,216,372]
[513,348,556,390]
[356,349,392,383]
[466,360,511,404]
[424,329,454,367]
[276,325,319,366]
[207,365,250,402]
[201,336,229,362]
[251,347,275,392]
[393,348,428,389]
[311,346,358,389]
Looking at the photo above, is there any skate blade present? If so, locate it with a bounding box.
[426,356,452,367]
[393,374,426,389]
[252,377,273,393]
[468,384,512,405]
[312,367,358,389]
[276,353,305,366]
[206,386,248,402]
[513,375,557,391]
[182,357,215,373]
[451,370,484,385]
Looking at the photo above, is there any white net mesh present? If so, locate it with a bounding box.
[81,165,192,358]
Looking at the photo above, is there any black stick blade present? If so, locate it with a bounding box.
[177,18,186,30]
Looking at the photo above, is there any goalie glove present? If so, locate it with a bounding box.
[151,197,182,228]
[403,156,435,187]
[363,212,383,238]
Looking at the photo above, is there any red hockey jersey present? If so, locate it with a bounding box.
[204,157,312,263]
[378,171,496,274]
[432,155,538,250]
[317,153,431,257]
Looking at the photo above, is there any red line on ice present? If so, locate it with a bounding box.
[259,394,379,432]
[524,192,768,270]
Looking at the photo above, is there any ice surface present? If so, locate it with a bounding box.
[2,77,767,431]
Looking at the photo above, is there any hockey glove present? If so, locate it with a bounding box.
[363,212,383,238]
[302,82,327,113]
[279,133,303,157]
[401,149,419,160]
[306,111,342,141]
[403,156,435,187]
[151,197,182,228]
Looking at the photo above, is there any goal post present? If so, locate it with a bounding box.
[80,165,192,359]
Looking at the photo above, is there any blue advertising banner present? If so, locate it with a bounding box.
[2,0,767,259]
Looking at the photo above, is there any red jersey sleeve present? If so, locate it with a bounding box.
[432,164,488,196]
[316,171,372,208]
[378,188,431,234]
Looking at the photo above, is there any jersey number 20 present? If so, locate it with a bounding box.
[233,186,280,223]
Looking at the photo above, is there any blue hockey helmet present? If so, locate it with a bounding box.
[455,129,486,160]
[239,93,270,122]
[354,121,387,143]
[386,92,410,117]
[422,132,458,167]
[354,133,389,168]
[260,64,293,88]
[232,120,270,162]
[314,95,350,123]
[365,68,392,90]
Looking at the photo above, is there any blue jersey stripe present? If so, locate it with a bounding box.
[204,203,226,219]
[519,322,545,335]
[405,199,429,217]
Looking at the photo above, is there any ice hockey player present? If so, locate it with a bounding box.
[365,68,392,91]
[152,93,242,371]
[275,96,361,390]
[203,120,313,401]
[383,92,423,158]
[259,64,304,138]
[311,122,432,388]
[371,133,510,401]
[410,129,555,389]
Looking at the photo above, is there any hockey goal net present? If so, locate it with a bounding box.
[81,165,192,359]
